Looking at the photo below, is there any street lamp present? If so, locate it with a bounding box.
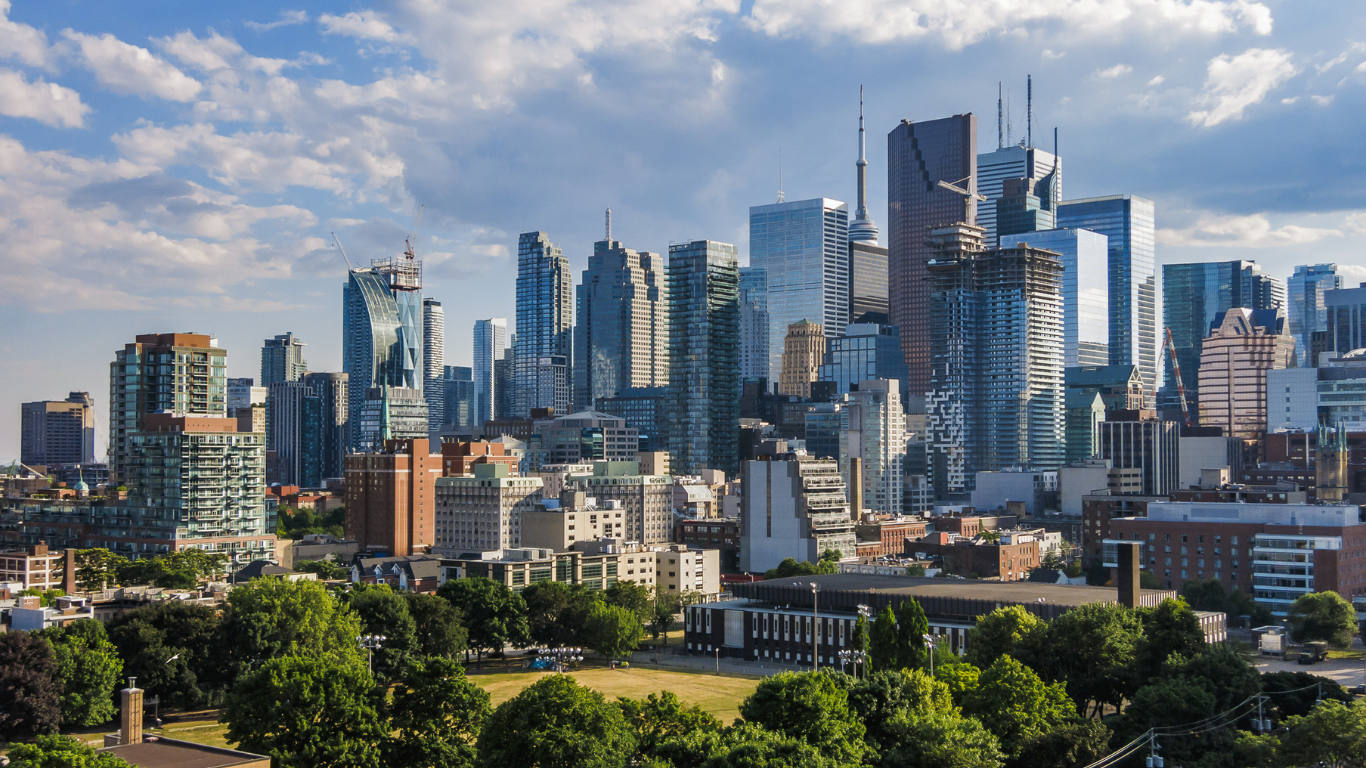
[153,653,180,728]
[810,582,820,671]
[923,633,937,678]
[837,648,868,678]
[358,634,386,675]
[536,646,583,674]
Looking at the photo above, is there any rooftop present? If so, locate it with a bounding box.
[735,573,1174,611]
[101,736,268,768]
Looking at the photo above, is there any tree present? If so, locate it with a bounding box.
[583,602,644,661]
[222,655,387,768]
[961,656,1079,767]
[219,577,365,676]
[738,671,869,765]
[965,605,1046,670]
[1260,671,1353,721]
[35,619,122,727]
[1043,602,1144,716]
[879,708,1004,768]
[1288,591,1357,649]
[1182,578,1274,627]
[846,669,954,754]
[649,722,842,768]
[438,577,529,663]
[649,588,682,647]
[73,548,129,591]
[896,599,930,672]
[604,580,653,622]
[521,581,598,647]
[936,659,981,707]
[5,734,133,768]
[476,674,635,768]
[0,631,61,741]
[617,691,721,762]
[869,605,900,672]
[344,583,417,680]
[295,559,348,580]
[1133,598,1205,684]
[119,550,229,588]
[1278,699,1366,768]
[406,593,468,658]
[108,601,223,709]
[385,656,491,768]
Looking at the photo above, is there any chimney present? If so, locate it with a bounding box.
[1116,541,1142,609]
[120,678,144,745]
[849,457,864,522]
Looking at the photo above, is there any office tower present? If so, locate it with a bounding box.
[995,176,1059,245]
[21,393,95,466]
[472,319,507,426]
[595,386,667,452]
[303,372,348,480]
[1197,308,1296,441]
[849,90,889,324]
[540,411,640,464]
[267,381,322,487]
[926,224,1065,496]
[433,464,543,554]
[109,333,228,483]
[1057,195,1157,406]
[423,298,445,436]
[573,230,668,411]
[344,438,441,556]
[667,239,740,477]
[816,323,909,399]
[1325,285,1366,357]
[260,333,308,386]
[1098,415,1180,496]
[749,198,850,382]
[778,320,825,398]
[227,378,266,414]
[888,114,977,396]
[977,144,1061,247]
[494,349,515,420]
[1065,365,1146,411]
[1065,391,1105,465]
[1161,260,1284,409]
[839,379,905,516]
[805,402,842,460]
[739,448,854,572]
[1005,229,1109,367]
[343,244,424,452]
[514,232,573,416]
[442,366,475,428]
[739,267,770,382]
[1287,264,1340,367]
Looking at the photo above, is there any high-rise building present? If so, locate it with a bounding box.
[344,438,441,556]
[343,246,424,452]
[1057,195,1157,406]
[778,320,825,398]
[1065,391,1106,465]
[977,144,1061,248]
[303,372,348,480]
[21,393,95,467]
[494,349,515,420]
[1098,415,1179,496]
[515,231,573,417]
[1197,308,1296,441]
[260,333,308,386]
[1287,264,1340,367]
[1005,228,1109,367]
[739,267,770,382]
[739,446,854,572]
[434,463,542,554]
[355,386,430,452]
[423,298,445,436]
[1162,260,1285,408]
[888,114,977,396]
[573,230,668,411]
[749,198,850,381]
[442,366,475,429]
[849,90,889,324]
[839,380,905,517]
[816,323,908,399]
[595,386,667,453]
[580,461,674,545]
[472,319,507,426]
[1325,285,1366,358]
[227,378,266,414]
[994,176,1059,245]
[266,381,322,487]
[667,239,740,477]
[109,333,227,483]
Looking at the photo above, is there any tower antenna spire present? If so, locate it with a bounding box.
[849,86,880,244]
[605,208,612,242]
[777,147,784,203]
[997,82,1003,150]
[1027,74,1033,148]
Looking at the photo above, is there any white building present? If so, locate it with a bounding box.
[433,464,543,555]
[1266,368,1319,432]
[740,445,854,573]
[838,380,905,517]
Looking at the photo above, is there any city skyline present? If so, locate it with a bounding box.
[5,0,1366,459]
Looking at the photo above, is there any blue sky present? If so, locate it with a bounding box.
[2,0,1365,461]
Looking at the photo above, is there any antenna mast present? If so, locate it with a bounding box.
[997,82,1003,150]
[605,208,612,241]
[1026,75,1033,148]
[777,147,784,203]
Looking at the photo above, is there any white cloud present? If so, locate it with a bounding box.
[62,30,202,101]
[1042,49,1065,60]
[0,68,88,127]
[1095,63,1133,79]
[0,0,52,68]
[1148,75,1166,85]
[1186,47,1296,127]
[1158,213,1341,247]
[245,10,308,32]
[318,11,414,44]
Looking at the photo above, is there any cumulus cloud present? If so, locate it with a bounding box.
[1095,64,1133,79]
[1158,213,1341,247]
[318,11,414,44]
[62,30,202,101]
[1148,75,1166,85]
[0,0,52,68]
[245,10,308,32]
[1187,47,1296,127]
[0,68,88,127]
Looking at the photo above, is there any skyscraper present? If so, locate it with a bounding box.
[839,379,905,517]
[21,393,95,467]
[849,89,889,323]
[1197,308,1295,441]
[667,239,740,477]
[267,381,322,487]
[977,145,1061,247]
[442,366,475,428]
[817,323,908,398]
[995,175,1059,245]
[1057,195,1157,406]
[888,114,977,397]
[473,318,507,426]
[260,332,308,386]
[1287,264,1340,367]
[423,298,445,436]
[739,267,769,382]
[1161,260,1284,409]
[303,371,347,480]
[514,231,573,417]
[1005,228,1109,367]
[573,226,668,411]
[749,198,850,382]
[778,320,825,399]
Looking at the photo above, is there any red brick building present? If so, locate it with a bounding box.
[345,439,442,556]
[441,440,521,477]
[1082,494,1165,565]
[903,531,1039,581]
[856,519,929,557]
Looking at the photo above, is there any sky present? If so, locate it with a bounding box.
[2,0,1365,462]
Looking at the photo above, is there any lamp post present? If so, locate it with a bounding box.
[923,633,936,678]
[536,646,583,674]
[837,649,868,678]
[811,582,820,671]
[857,604,871,677]
[358,634,386,675]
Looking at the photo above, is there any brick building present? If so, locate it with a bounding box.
[903,531,1039,581]
[344,438,442,556]
[440,440,521,477]
[1082,494,1165,565]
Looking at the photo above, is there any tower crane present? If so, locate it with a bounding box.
[1163,327,1194,427]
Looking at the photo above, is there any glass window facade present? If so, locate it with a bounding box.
[739,267,770,382]
[1287,264,1339,367]
[514,231,573,417]
[1007,228,1109,368]
[976,145,1061,247]
[816,324,908,400]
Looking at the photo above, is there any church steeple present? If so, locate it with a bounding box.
[849,86,880,244]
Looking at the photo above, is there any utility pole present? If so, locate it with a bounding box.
[811,582,820,671]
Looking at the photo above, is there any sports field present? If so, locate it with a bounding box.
[470,665,761,724]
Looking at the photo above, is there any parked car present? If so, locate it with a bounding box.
[1297,641,1329,664]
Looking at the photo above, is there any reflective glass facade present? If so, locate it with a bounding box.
[816,324,908,399]
[573,238,668,411]
[343,268,422,451]
[1325,286,1366,358]
[1057,195,1157,406]
[514,231,573,416]
[977,145,1060,247]
[749,198,850,382]
[849,241,888,322]
[1287,264,1340,367]
[473,319,506,425]
[1007,228,1109,367]
[739,267,770,382]
[442,365,475,429]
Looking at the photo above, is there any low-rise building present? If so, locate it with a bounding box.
[433,464,544,555]
[275,533,361,569]
[9,593,95,631]
[520,491,626,551]
[1081,493,1166,565]
[0,542,71,591]
[351,554,444,592]
[903,530,1040,581]
[441,440,522,477]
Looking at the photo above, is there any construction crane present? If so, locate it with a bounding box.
[1163,327,1194,427]
[936,177,986,202]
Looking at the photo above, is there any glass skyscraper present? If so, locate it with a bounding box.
[472,318,506,426]
[573,235,668,412]
[423,298,445,437]
[514,231,573,417]
[739,267,769,382]
[977,145,1060,247]
[749,198,850,382]
[667,240,740,477]
[260,332,308,386]
[1287,264,1340,367]
[442,365,475,429]
[1006,228,1109,367]
[816,323,908,399]
[1057,195,1157,406]
[342,249,424,452]
[1160,260,1284,409]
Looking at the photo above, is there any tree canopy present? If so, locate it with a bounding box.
[385,656,491,768]
[739,671,870,765]
[5,734,133,768]
[582,602,644,661]
[0,630,61,741]
[35,619,122,727]
[438,577,530,662]
[1287,591,1357,648]
[476,674,635,768]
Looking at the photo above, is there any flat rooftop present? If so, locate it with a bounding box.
[101,737,268,768]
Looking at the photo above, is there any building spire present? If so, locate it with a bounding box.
[605,208,612,242]
[849,85,880,244]
[777,147,784,203]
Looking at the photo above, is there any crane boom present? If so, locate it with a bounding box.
[1164,327,1194,428]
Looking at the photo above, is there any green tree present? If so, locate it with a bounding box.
[522,581,598,646]
[1164,642,1261,713]
[1133,598,1205,684]
[1182,578,1274,627]
[583,602,644,661]
[879,708,1004,768]
[219,577,365,676]
[5,734,133,768]
[476,674,636,768]
[961,656,1080,767]
[1278,699,1366,768]
[406,592,469,658]
[73,548,129,591]
[846,669,954,754]
[1288,591,1357,648]
[1114,677,1216,765]
[384,656,492,768]
[1260,671,1353,721]
[438,577,530,663]
[965,605,1046,670]
[604,580,653,622]
[936,659,981,706]
[0,631,61,740]
[650,722,842,768]
[222,655,386,768]
[295,559,348,580]
[869,605,900,672]
[344,583,417,680]
[1043,602,1144,716]
[119,550,229,588]
[108,601,223,709]
[35,619,122,727]
[649,588,682,648]
[617,691,721,762]
[896,599,930,672]
[739,671,869,765]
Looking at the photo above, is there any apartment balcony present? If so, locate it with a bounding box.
[809,512,853,530]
